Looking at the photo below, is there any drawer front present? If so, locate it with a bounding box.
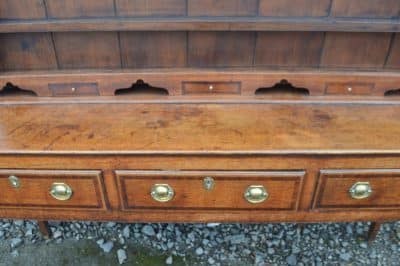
[49,83,99,97]
[0,170,106,209]
[314,169,400,209]
[325,82,374,95]
[182,82,241,95]
[116,171,304,210]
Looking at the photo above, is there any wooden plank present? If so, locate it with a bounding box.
[3,69,400,97]
[2,17,400,33]
[52,32,121,69]
[259,0,331,17]
[46,0,115,19]
[0,33,57,71]
[0,0,46,19]
[254,32,324,67]
[120,32,186,68]
[385,34,400,69]
[116,0,186,16]
[188,32,255,67]
[331,0,400,18]
[2,101,400,153]
[188,0,258,16]
[321,33,392,69]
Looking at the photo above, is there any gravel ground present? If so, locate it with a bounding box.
[0,220,399,265]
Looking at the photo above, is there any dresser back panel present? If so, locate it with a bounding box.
[1,32,398,71]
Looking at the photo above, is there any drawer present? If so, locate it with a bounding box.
[325,82,374,95]
[0,170,107,210]
[49,82,99,97]
[116,170,304,210]
[182,82,241,95]
[314,169,400,210]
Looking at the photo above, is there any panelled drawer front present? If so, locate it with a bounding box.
[116,171,304,210]
[49,83,99,97]
[182,82,241,95]
[0,170,107,210]
[314,169,400,210]
[325,82,374,95]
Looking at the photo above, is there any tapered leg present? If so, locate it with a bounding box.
[367,222,382,243]
[37,221,51,239]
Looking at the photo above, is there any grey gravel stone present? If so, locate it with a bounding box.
[340,252,352,261]
[53,230,62,239]
[267,247,275,255]
[141,225,155,237]
[286,254,297,266]
[195,247,204,255]
[122,226,130,238]
[117,249,127,264]
[11,250,19,257]
[165,255,173,265]
[206,223,220,228]
[99,241,114,253]
[10,238,23,249]
[1,220,399,265]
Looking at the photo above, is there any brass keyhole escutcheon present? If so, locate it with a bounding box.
[349,182,372,199]
[203,177,215,191]
[8,175,20,188]
[151,184,174,202]
[50,182,73,201]
[244,185,269,204]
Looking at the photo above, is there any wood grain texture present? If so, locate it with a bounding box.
[53,32,121,69]
[182,82,241,95]
[0,33,57,71]
[120,32,186,68]
[0,170,106,209]
[314,169,400,209]
[2,17,400,33]
[2,101,400,153]
[331,0,400,18]
[188,0,258,16]
[3,70,400,97]
[116,0,186,16]
[385,34,400,69]
[188,32,255,67]
[259,0,331,17]
[116,171,303,210]
[46,0,115,18]
[325,83,374,95]
[254,32,324,67]
[0,0,46,19]
[321,33,392,69]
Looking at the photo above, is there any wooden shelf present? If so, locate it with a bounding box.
[1,17,400,33]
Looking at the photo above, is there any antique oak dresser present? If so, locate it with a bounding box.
[1,1,400,240]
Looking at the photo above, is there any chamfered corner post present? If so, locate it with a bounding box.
[367,221,382,243]
[37,221,52,239]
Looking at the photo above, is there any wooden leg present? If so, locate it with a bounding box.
[367,222,382,243]
[297,223,305,235]
[37,221,51,239]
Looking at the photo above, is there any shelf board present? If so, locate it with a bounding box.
[1,17,400,33]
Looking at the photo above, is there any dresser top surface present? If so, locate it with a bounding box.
[0,100,399,154]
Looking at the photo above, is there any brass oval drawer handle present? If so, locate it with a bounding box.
[8,175,20,188]
[50,182,73,201]
[151,184,174,203]
[244,185,269,204]
[349,182,372,199]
